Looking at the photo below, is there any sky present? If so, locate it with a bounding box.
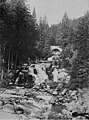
[26,0,89,26]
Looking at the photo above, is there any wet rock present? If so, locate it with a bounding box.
[47,112,57,119]
[36,95,52,104]
[0,112,18,119]
[1,74,89,120]
[15,107,24,114]
[62,109,72,118]
[18,114,29,120]
[64,101,77,111]
[58,113,64,118]
[48,112,63,119]
[72,112,89,119]
[24,92,35,98]
[9,82,13,86]
[1,103,15,113]
[14,103,32,115]
[17,89,26,95]
[0,100,4,106]
[71,90,77,96]
[0,89,5,94]
[30,111,36,117]
[69,90,72,94]
[58,98,64,104]
[33,85,40,91]
[20,99,34,107]
[58,69,68,80]
[49,98,56,105]
[35,111,45,119]
[72,116,86,120]
[72,95,78,101]
[30,100,44,110]
[65,75,70,84]
[50,82,58,89]
[15,98,20,104]
[4,89,17,94]
[53,90,58,95]
[61,88,68,95]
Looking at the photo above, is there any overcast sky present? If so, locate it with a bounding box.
[27,0,89,26]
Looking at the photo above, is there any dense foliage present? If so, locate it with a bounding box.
[0,0,39,73]
[0,0,89,89]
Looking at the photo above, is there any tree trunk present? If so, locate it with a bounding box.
[0,44,2,73]
[14,51,17,72]
[8,47,11,72]
[11,52,13,70]
[0,44,2,80]
[0,43,4,80]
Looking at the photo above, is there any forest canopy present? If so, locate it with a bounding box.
[0,0,89,88]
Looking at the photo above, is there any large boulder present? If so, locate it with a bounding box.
[0,112,18,119]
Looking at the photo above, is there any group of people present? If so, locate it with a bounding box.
[7,63,37,87]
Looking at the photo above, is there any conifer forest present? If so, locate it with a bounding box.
[0,0,89,119]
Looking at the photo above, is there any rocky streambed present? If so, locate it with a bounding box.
[0,86,89,120]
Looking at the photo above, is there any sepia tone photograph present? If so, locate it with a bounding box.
[0,0,89,119]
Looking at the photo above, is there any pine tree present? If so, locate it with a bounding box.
[70,12,89,89]
[36,17,49,59]
[32,7,37,25]
[0,0,39,73]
